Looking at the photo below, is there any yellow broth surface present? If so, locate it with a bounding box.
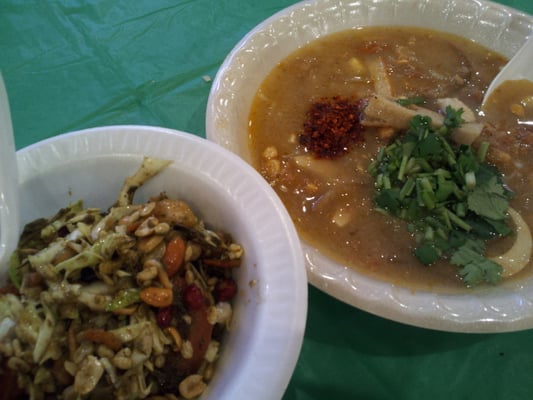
[248,26,533,292]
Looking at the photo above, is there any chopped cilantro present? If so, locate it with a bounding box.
[443,106,465,130]
[368,106,513,286]
[396,96,425,107]
[467,175,511,220]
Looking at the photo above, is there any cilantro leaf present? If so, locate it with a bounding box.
[369,106,512,286]
[467,177,510,220]
[414,243,441,265]
[375,189,402,213]
[451,244,502,286]
[449,241,485,265]
[458,261,502,286]
[466,215,512,239]
[443,106,464,131]
[415,132,444,159]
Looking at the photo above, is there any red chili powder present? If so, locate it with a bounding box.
[300,96,365,159]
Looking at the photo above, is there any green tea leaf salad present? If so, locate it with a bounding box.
[368,105,530,286]
[0,157,243,399]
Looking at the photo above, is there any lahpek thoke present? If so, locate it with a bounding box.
[0,157,243,399]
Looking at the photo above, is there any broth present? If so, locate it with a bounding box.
[248,26,533,292]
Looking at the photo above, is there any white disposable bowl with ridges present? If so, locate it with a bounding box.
[9,125,307,399]
[206,0,533,332]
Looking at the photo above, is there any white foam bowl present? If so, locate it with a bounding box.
[206,0,533,332]
[9,125,307,399]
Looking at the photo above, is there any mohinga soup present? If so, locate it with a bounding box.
[248,26,533,292]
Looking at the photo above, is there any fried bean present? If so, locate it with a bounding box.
[178,374,207,399]
[140,287,173,308]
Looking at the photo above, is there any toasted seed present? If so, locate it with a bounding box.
[97,344,114,359]
[184,242,202,262]
[179,374,207,399]
[111,348,132,370]
[119,209,140,226]
[204,340,219,363]
[136,265,159,283]
[181,340,193,360]
[184,270,194,285]
[12,339,22,357]
[135,216,159,237]
[137,235,165,253]
[165,327,183,351]
[144,258,163,269]
[157,267,173,289]
[203,362,214,381]
[64,360,77,376]
[207,302,232,325]
[154,222,170,235]
[154,354,166,369]
[112,353,133,370]
[140,202,156,217]
[7,356,31,373]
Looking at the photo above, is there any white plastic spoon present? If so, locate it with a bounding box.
[0,73,19,275]
[482,33,533,108]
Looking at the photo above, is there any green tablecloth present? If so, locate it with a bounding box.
[2,1,533,399]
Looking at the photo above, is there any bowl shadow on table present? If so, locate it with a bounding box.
[282,286,526,400]
[305,286,494,357]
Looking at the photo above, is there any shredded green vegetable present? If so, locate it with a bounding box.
[368,106,514,286]
[0,157,243,399]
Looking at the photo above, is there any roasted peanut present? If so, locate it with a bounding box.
[178,374,207,399]
[139,287,173,307]
[163,236,186,276]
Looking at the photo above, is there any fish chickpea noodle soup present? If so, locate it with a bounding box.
[248,25,533,293]
[206,0,533,332]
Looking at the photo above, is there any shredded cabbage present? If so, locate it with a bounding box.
[0,157,242,399]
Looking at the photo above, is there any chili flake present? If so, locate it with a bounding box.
[300,96,365,159]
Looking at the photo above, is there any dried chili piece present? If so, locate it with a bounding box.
[214,278,238,302]
[300,96,365,159]
[184,283,205,310]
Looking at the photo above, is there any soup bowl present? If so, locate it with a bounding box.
[206,0,533,332]
[1,126,307,398]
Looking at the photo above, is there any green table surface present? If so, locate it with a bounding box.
[2,1,533,399]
